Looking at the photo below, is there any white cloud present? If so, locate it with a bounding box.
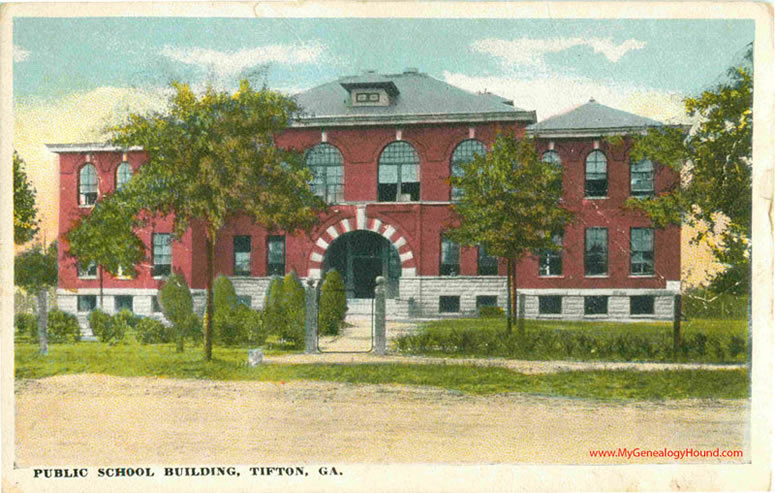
[13,45,30,62]
[442,71,689,124]
[160,43,325,79]
[471,36,646,70]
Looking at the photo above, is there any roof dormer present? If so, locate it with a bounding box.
[340,71,399,107]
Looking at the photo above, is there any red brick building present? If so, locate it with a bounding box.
[48,69,680,328]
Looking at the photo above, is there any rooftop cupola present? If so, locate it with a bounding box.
[340,72,400,107]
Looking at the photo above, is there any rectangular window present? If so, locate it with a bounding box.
[78,295,97,312]
[539,296,562,315]
[584,296,608,315]
[630,159,655,197]
[233,235,252,276]
[584,228,608,276]
[152,295,162,313]
[237,296,252,308]
[630,295,655,315]
[538,233,563,276]
[114,295,133,313]
[267,235,285,277]
[476,295,497,308]
[630,228,655,275]
[477,245,498,275]
[77,261,97,278]
[439,296,460,313]
[440,237,460,276]
[152,233,172,277]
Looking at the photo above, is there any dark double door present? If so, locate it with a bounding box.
[324,231,400,299]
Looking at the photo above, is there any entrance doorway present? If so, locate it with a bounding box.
[323,231,400,299]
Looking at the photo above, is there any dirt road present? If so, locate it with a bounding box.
[15,374,748,465]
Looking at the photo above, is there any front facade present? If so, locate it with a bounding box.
[49,69,680,328]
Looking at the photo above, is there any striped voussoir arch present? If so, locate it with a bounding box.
[306,207,417,279]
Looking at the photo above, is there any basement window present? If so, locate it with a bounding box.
[439,296,461,313]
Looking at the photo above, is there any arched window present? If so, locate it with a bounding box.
[542,150,563,196]
[378,141,420,202]
[450,139,486,202]
[542,150,561,165]
[79,163,98,205]
[630,158,655,197]
[305,143,344,203]
[116,161,132,191]
[585,150,607,198]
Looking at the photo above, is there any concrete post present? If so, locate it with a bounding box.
[517,293,526,340]
[374,276,386,355]
[673,294,682,358]
[304,278,318,354]
[37,288,49,356]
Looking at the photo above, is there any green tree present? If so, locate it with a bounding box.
[107,81,326,361]
[629,45,753,295]
[280,271,306,348]
[14,241,58,354]
[212,275,243,345]
[264,276,285,338]
[319,269,347,336]
[65,186,146,308]
[159,273,194,352]
[448,133,572,336]
[13,151,39,244]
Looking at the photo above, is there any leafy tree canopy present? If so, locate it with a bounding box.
[447,133,573,258]
[629,45,753,294]
[13,151,39,244]
[15,241,57,293]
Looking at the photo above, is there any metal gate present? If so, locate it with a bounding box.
[316,290,375,353]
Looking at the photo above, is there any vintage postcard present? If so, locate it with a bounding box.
[1,2,773,492]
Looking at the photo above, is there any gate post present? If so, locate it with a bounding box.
[305,278,318,354]
[374,276,387,355]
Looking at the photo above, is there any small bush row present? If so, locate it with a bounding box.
[394,326,748,363]
[15,310,81,344]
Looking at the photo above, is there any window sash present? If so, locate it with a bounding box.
[477,246,498,275]
[630,228,655,275]
[267,236,285,276]
[585,228,608,275]
[116,162,132,190]
[152,234,172,277]
[440,238,460,275]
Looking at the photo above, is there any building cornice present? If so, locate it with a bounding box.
[45,143,143,153]
[290,110,537,128]
[527,123,691,139]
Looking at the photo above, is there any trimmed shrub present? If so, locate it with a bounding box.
[728,335,746,359]
[160,274,194,352]
[280,271,305,348]
[15,313,38,341]
[135,317,170,344]
[184,313,203,345]
[263,276,285,337]
[478,306,505,318]
[319,269,347,336]
[111,309,139,342]
[47,309,81,343]
[89,309,117,343]
[214,275,238,314]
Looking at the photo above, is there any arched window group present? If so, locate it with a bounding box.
[78,160,135,206]
[378,141,420,202]
[305,143,344,203]
[78,164,98,206]
[450,139,486,202]
[585,150,608,198]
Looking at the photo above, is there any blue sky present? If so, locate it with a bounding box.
[11,16,754,243]
[15,18,753,105]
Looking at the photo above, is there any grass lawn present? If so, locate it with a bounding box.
[14,341,749,401]
[395,317,748,363]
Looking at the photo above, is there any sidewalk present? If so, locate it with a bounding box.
[265,352,748,375]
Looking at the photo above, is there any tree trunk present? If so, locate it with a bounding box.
[204,230,216,361]
[177,331,185,353]
[99,265,104,310]
[506,258,512,334]
[37,288,49,355]
[511,257,519,339]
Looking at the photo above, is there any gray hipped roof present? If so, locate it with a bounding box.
[528,99,663,137]
[292,70,535,127]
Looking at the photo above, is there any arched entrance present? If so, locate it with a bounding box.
[323,231,401,299]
